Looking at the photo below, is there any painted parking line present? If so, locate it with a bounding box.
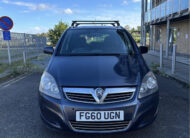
[0,73,32,88]
[0,73,27,86]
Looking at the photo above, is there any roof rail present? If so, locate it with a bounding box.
[71,20,120,27]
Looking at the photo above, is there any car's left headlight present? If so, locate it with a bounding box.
[138,71,158,99]
[39,71,61,99]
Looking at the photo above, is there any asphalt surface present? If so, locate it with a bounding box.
[0,73,189,138]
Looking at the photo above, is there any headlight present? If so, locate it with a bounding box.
[39,71,61,99]
[138,71,158,99]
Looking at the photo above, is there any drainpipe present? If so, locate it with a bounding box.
[150,0,153,50]
[144,25,147,46]
[141,0,145,46]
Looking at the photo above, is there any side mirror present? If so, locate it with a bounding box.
[139,46,148,54]
[44,46,54,55]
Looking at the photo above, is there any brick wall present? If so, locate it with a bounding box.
[152,20,190,56]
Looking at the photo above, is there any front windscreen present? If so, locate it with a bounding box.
[56,29,134,56]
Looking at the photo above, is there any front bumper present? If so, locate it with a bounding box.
[39,91,159,133]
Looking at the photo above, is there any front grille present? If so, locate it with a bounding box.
[70,121,130,132]
[104,92,133,103]
[66,93,96,103]
[64,87,135,104]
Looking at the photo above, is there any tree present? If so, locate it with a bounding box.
[131,27,135,33]
[48,21,68,46]
[37,32,48,37]
[137,26,141,32]
[124,25,130,31]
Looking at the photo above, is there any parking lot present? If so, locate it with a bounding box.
[0,71,188,138]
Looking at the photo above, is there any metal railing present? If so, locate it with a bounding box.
[159,43,176,74]
[155,43,190,83]
[0,31,47,64]
[145,0,189,23]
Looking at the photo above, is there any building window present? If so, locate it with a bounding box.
[145,0,151,11]
[168,27,177,55]
[153,0,167,8]
[156,28,162,42]
[169,27,177,45]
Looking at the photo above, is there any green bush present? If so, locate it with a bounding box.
[48,21,68,46]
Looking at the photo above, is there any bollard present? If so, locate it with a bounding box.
[23,33,26,65]
[160,43,163,69]
[7,40,11,65]
[171,44,176,74]
[23,51,26,65]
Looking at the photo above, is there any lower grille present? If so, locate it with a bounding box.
[70,121,130,131]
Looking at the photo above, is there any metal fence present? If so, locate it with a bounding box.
[149,43,190,83]
[0,31,46,64]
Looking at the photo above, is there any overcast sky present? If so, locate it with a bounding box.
[0,0,141,34]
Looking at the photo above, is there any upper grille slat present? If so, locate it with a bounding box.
[106,95,132,99]
[67,93,92,97]
[66,94,93,99]
[68,97,95,102]
[64,87,135,104]
[106,92,133,97]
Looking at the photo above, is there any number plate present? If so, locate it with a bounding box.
[76,111,124,121]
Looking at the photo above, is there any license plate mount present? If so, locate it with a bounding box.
[76,110,124,122]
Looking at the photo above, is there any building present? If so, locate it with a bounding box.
[141,0,190,58]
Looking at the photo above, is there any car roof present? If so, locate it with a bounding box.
[69,26,123,30]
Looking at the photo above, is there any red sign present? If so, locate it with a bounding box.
[0,16,14,31]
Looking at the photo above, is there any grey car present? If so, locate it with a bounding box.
[39,20,159,133]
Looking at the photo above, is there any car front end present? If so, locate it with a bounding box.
[39,69,159,133]
[39,21,159,133]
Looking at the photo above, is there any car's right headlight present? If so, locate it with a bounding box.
[138,71,158,99]
[39,71,61,99]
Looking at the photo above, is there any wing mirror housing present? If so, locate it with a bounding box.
[44,46,54,55]
[139,46,148,54]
